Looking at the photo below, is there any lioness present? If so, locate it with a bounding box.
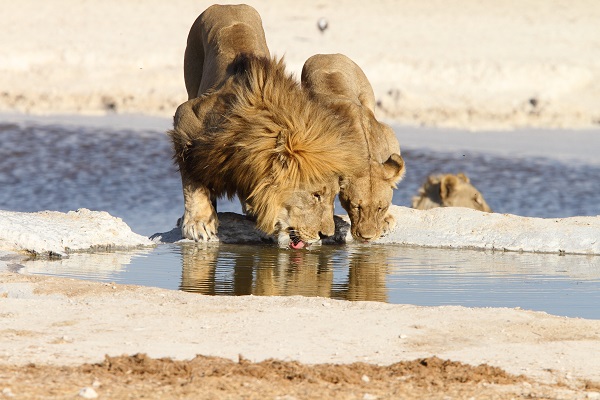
[301,53,405,242]
[411,173,493,212]
[169,5,360,248]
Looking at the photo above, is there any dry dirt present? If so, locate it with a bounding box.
[2,353,589,400]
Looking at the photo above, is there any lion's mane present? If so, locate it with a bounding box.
[170,54,359,234]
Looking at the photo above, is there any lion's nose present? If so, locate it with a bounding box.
[359,234,374,241]
[356,230,376,242]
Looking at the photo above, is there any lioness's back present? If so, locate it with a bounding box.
[302,53,376,112]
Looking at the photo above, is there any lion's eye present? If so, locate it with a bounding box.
[313,192,321,201]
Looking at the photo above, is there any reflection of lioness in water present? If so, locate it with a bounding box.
[169,5,360,248]
[301,54,405,242]
[411,173,492,212]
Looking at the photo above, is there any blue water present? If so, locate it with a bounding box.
[2,119,600,319]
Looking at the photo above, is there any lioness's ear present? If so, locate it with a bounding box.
[457,172,470,183]
[383,153,406,187]
[440,175,459,200]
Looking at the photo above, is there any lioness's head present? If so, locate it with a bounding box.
[339,154,405,242]
[411,173,492,212]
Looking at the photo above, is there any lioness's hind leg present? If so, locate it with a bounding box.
[180,178,219,241]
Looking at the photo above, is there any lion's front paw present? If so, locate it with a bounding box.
[180,209,219,241]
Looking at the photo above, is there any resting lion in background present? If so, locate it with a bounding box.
[411,173,493,212]
[169,5,361,248]
[301,53,405,242]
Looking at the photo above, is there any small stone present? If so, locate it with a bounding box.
[78,387,98,399]
[317,17,328,32]
[92,379,101,388]
[2,388,15,398]
[363,394,377,400]
[361,374,370,383]
[399,334,408,339]
[587,392,600,399]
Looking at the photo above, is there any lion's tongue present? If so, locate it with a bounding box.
[290,240,305,249]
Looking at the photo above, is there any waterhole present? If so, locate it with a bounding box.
[1,119,599,319]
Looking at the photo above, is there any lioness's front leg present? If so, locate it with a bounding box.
[180,173,219,241]
[382,211,396,236]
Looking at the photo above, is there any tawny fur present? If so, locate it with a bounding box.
[301,53,406,241]
[411,173,493,212]
[169,5,361,243]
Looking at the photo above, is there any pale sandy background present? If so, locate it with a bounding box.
[1,0,600,129]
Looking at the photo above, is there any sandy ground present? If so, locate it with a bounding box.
[2,273,600,399]
[2,1,600,398]
[1,0,600,130]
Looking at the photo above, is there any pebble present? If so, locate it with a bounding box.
[78,387,98,399]
[363,394,377,400]
[2,388,15,398]
[587,393,600,399]
[317,17,328,32]
[361,374,370,383]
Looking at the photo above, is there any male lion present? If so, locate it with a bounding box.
[169,5,360,248]
[411,173,493,212]
[301,53,406,242]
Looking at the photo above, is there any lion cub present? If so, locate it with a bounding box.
[411,173,492,212]
[168,5,361,248]
[301,53,406,242]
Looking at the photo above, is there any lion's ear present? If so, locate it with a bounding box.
[230,53,252,76]
[339,175,350,191]
[383,153,406,187]
[440,175,459,200]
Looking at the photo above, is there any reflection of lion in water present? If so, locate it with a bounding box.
[301,54,405,242]
[169,5,360,248]
[411,173,492,212]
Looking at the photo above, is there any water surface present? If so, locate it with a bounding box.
[2,119,599,319]
[17,243,600,319]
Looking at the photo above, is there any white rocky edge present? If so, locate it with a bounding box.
[152,206,600,256]
[0,208,153,257]
[1,206,598,258]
